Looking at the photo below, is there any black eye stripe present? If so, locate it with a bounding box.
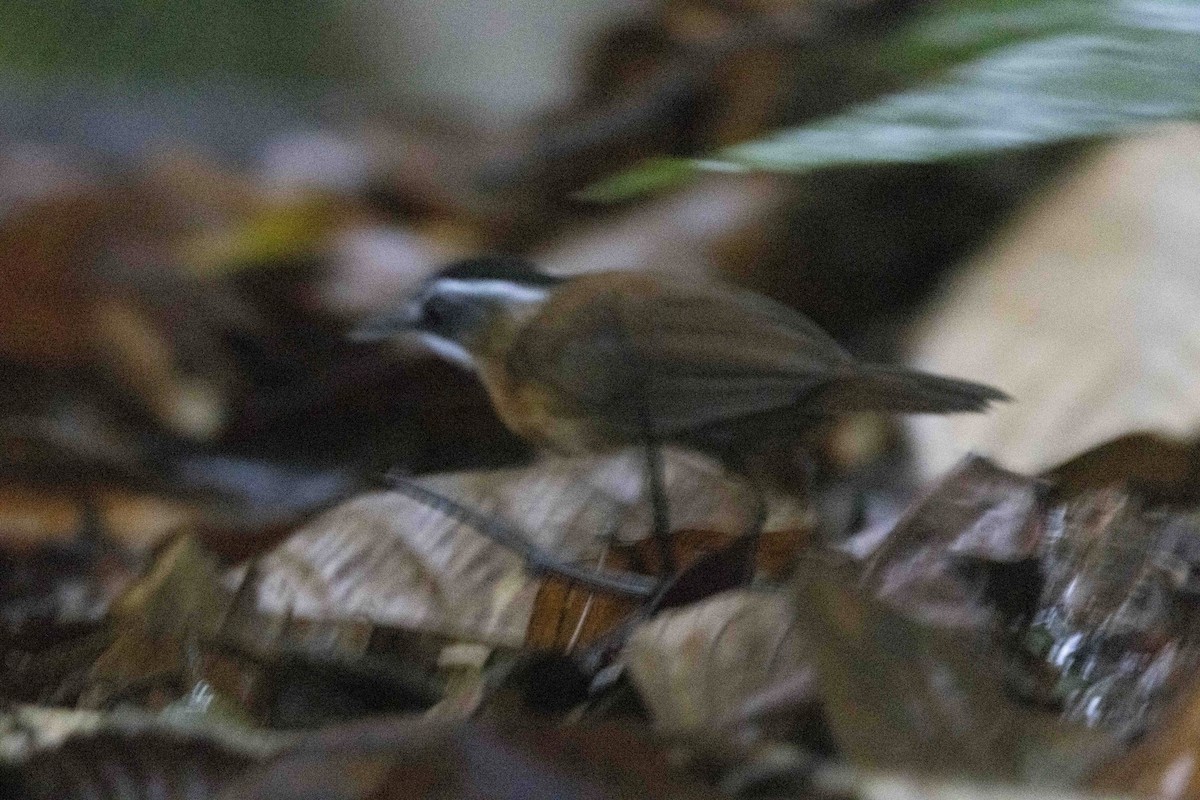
[421,301,447,329]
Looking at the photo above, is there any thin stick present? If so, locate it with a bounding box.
[383,472,656,598]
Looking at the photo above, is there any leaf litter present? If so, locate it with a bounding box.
[7,3,1200,797]
[10,435,1200,798]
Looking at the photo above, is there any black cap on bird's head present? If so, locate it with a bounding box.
[433,255,563,288]
[350,255,562,362]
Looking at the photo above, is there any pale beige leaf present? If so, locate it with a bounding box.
[623,589,805,734]
[247,448,762,646]
[907,124,1200,479]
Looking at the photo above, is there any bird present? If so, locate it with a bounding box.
[355,255,1006,580]
[354,255,1006,469]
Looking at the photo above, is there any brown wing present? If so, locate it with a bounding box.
[508,273,854,438]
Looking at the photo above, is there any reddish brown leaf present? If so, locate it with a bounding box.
[526,525,806,652]
[1045,431,1200,505]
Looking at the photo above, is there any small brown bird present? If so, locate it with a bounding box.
[355,256,1006,474]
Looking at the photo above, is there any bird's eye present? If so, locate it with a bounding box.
[421,296,457,332]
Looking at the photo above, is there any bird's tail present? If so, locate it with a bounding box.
[807,364,1008,414]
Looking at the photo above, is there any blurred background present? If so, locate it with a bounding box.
[2,0,1198,595]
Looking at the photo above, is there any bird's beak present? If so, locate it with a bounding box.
[348,304,421,343]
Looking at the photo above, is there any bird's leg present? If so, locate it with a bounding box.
[635,405,676,577]
[613,326,676,579]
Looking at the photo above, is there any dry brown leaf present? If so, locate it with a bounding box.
[623,588,805,734]
[795,555,1115,784]
[0,482,184,551]
[527,525,806,651]
[0,486,90,549]
[246,448,765,646]
[83,536,232,708]
[836,458,1200,754]
[0,194,107,365]
[908,124,1200,479]
[797,554,1020,777]
[861,456,1042,629]
[1044,431,1200,504]
[1029,490,1200,739]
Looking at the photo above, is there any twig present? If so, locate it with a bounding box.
[382,472,657,598]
